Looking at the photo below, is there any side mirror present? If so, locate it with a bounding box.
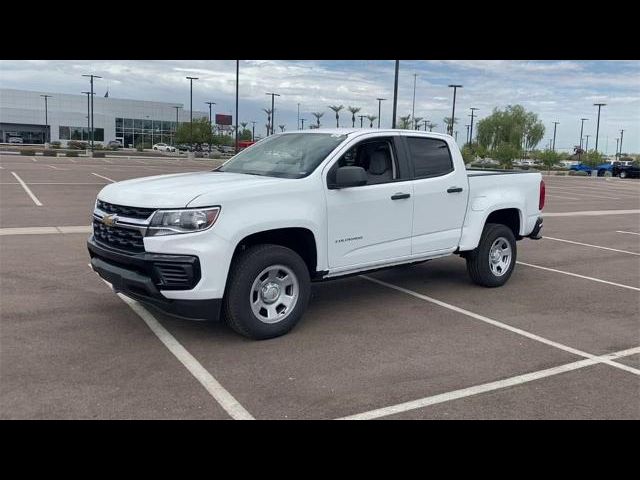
[333,166,367,189]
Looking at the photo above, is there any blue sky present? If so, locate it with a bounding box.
[1,60,638,153]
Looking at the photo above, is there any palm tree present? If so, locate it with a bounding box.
[311,112,324,128]
[262,108,272,135]
[399,115,412,129]
[347,106,361,128]
[265,124,270,136]
[366,115,378,128]
[279,124,285,132]
[240,121,248,130]
[443,116,458,135]
[428,122,437,132]
[413,116,423,130]
[328,105,344,128]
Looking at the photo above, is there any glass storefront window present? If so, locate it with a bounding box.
[124,118,133,128]
[94,128,104,142]
[115,117,123,130]
[59,126,70,140]
[143,119,152,130]
[134,119,143,129]
[70,127,83,140]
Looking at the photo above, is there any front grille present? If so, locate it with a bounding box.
[93,219,145,253]
[96,200,155,220]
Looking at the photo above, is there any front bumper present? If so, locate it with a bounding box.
[87,236,222,321]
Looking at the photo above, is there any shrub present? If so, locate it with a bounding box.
[66,151,79,157]
[93,143,104,150]
[50,141,61,149]
[210,152,222,159]
[194,152,205,158]
[20,149,36,155]
[92,151,105,158]
[568,170,588,176]
[67,140,88,150]
[42,150,57,156]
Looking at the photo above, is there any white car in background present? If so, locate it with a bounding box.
[8,137,23,144]
[152,143,176,152]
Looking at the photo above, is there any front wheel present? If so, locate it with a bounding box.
[619,170,627,179]
[223,244,311,339]
[466,223,517,287]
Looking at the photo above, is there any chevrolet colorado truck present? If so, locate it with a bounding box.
[88,129,544,339]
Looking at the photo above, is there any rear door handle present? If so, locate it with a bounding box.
[447,187,463,193]
[391,193,411,200]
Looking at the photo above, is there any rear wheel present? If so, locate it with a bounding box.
[223,244,311,340]
[466,223,517,287]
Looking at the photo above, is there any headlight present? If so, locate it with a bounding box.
[146,207,220,237]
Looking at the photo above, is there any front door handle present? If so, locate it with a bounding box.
[391,193,411,200]
[447,187,463,193]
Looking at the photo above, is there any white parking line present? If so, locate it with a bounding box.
[546,194,581,201]
[543,236,640,256]
[0,182,107,185]
[338,346,640,420]
[91,173,115,183]
[11,172,42,206]
[0,226,92,235]
[516,261,640,291]
[45,164,63,170]
[117,294,255,420]
[89,266,254,420]
[617,231,640,236]
[545,188,620,200]
[361,275,640,374]
[544,210,640,217]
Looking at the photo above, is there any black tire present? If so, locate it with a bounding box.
[466,223,517,288]
[619,170,627,179]
[222,244,311,340]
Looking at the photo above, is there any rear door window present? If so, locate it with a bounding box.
[406,137,454,178]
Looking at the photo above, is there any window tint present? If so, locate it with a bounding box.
[328,139,397,186]
[406,137,453,178]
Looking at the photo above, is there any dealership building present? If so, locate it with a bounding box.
[0,88,211,147]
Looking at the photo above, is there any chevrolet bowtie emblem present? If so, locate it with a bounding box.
[102,214,118,226]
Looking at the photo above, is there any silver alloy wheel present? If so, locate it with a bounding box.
[250,264,299,324]
[488,236,512,277]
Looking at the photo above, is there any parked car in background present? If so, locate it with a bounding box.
[569,163,595,175]
[8,137,23,144]
[153,143,176,152]
[107,140,122,149]
[613,162,640,179]
[176,144,190,152]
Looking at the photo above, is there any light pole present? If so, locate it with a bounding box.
[186,76,198,151]
[579,118,588,149]
[205,101,216,152]
[265,92,280,135]
[82,74,101,151]
[358,115,365,128]
[251,121,256,141]
[422,120,429,131]
[82,92,93,144]
[235,60,239,153]
[552,121,559,151]
[448,84,463,135]
[469,107,478,144]
[392,61,399,128]
[593,103,606,153]
[619,129,625,159]
[376,98,386,128]
[40,94,51,144]
[411,73,418,123]
[300,118,306,130]
[173,106,182,146]
[465,124,470,144]
[584,134,590,154]
[297,103,300,130]
[615,138,619,160]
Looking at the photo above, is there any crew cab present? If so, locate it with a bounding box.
[88,129,544,339]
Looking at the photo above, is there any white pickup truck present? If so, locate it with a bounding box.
[88,129,544,339]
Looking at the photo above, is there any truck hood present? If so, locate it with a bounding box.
[97,171,288,208]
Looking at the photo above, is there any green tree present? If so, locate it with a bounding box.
[328,105,344,127]
[175,117,214,145]
[538,149,562,172]
[583,149,604,168]
[366,115,378,128]
[476,105,545,152]
[493,141,521,169]
[347,106,361,127]
[413,116,423,130]
[461,144,476,164]
[398,115,411,129]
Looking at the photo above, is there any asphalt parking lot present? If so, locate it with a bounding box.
[1,153,638,419]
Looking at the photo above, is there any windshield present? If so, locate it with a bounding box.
[218,133,347,178]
